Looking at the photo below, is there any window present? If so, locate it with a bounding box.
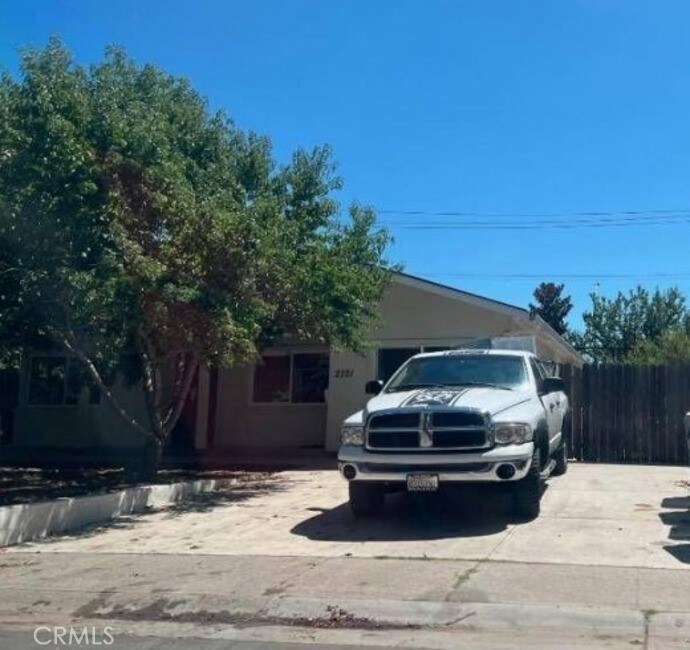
[386,354,530,392]
[253,355,291,403]
[292,353,329,403]
[377,346,450,383]
[377,348,420,383]
[253,352,329,403]
[530,358,546,383]
[28,356,101,406]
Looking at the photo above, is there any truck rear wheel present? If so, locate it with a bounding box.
[349,482,384,517]
[512,447,542,521]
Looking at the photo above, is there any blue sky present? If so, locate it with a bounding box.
[3,1,690,329]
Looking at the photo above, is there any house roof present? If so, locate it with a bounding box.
[392,271,583,365]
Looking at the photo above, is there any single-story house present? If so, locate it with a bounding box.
[2,272,582,465]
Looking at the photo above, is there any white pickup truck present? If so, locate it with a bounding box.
[338,349,569,520]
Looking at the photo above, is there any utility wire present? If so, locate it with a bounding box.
[375,207,690,229]
[378,208,690,218]
[379,219,690,230]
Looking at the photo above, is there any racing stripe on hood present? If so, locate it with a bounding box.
[401,388,470,407]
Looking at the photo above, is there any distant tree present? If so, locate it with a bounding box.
[529,282,573,336]
[574,286,687,363]
[0,39,393,471]
[626,329,690,365]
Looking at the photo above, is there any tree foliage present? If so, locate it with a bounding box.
[626,329,690,365]
[529,282,572,335]
[0,39,393,452]
[573,286,688,363]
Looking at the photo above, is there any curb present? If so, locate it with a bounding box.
[0,479,228,546]
[26,587,645,637]
[266,596,644,635]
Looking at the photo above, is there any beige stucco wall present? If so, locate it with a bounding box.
[374,279,523,341]
[323,278,531,450]
[212,349,327,450]
[9,276,578,458]
[210,277,577,453]
[12,357,150,452]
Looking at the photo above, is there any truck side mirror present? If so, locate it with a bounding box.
[540,377,565,394]
[365,380,384,395]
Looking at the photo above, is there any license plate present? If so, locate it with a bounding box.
[406,473,439,492]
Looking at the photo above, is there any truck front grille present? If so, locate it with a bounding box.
[432,429,487,448]
[366,409,491,452]
[368,431,419,448]
[368,413,420,429]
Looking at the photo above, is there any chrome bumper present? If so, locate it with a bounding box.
[338,443,534,483]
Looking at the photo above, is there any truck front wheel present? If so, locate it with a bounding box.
[512,447,542,521]
[552,437,568,476]
[349,482,384,517]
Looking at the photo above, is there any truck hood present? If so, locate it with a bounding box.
[366,386,533,418]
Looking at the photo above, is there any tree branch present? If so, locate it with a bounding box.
[61,338,152,439]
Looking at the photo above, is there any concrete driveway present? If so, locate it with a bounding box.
[11,463,690,570]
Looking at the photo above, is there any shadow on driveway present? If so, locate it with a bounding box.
[661,494,690,563]
[291,484,542,542]
[164,476,288,517]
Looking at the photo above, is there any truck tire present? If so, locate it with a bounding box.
[552,437,568,476]
[512,447,542,521]
[349,482,384,517]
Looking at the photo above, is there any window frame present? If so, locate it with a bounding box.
[26,354,102,408]
[250,350,330,407]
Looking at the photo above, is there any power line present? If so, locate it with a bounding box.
[379,219,690,230]
[378,208,690,218]
[375,207,690,229]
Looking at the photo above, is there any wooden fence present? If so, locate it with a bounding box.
[561,364,690,465]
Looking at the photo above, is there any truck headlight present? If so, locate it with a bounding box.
[341,425,364,446]
[494,423,533,445]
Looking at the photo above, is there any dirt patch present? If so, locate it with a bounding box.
[74,596,421,631]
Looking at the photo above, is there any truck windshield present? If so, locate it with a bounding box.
[385,354,529,392]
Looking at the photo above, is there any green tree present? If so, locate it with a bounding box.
[529,282,573,335]
[574,286,687,363]
[0,39,393,467]
[626,329,690,365]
